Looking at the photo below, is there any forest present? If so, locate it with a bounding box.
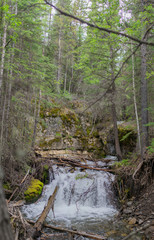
[0,0,154,240]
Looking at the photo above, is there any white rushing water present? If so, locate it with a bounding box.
[22,163,117,227]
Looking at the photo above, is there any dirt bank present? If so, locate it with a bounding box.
[115,152,154,239]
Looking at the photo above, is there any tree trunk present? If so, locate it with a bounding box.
[31,89,41,149]
[140,42,148,156]
[64,60,68,92]
[131,42,141,153]
[111,97,122,161]
[140,0,149,157]
[57,22,62,94]
[0,92,7,146]
[110,47,122,160]
[33,185,58,239]
[0,176,14,240]
[0,16,7,93]
[69,55,74,93]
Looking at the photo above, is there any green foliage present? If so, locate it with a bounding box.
[148,138,154,153]
[120,131,133,142]
[42,165,50,184]
[114,159,130,167]
[62,91,72,100]
[75,172,89,180]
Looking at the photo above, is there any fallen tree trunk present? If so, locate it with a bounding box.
[33,185,59,239]
[28,220,107,240]
[58,158,115,173]
[39,156,115,173]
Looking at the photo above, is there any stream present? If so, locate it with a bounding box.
[21,157,143,240]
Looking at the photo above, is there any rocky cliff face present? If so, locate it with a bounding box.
[35,105,137,158]
[35,106,104,158]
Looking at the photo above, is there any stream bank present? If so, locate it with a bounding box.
[114,152,154,240]
[7,152,153,240]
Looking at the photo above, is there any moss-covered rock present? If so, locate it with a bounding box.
[37,104,105,158]
[3,182,11,191]
[24,179,44,203]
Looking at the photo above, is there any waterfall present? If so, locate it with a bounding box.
[22,162,117,226]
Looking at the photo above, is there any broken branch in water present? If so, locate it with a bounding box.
[32,185,59,239]
[39,156,116,173]
[28,219,107,240]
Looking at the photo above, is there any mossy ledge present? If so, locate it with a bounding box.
[24,179,44,203]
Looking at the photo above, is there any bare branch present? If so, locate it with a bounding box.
[82,43,141,113]
[81,24,154,113]
[44,0,154,46]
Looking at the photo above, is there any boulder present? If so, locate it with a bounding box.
[24,179,44,203]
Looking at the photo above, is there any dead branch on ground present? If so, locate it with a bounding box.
[32,185,59,239]
[28,219,107,240]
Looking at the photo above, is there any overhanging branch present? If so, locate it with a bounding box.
[81,43,141,113]
[44,0,154,47]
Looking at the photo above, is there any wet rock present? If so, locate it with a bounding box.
[123,208,133,214]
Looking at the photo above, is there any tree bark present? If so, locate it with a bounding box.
[0,9,7,93]
[64,59,68,92]
[140,0,149,157]
[57,19,62,94]
[140,41,148,156]
[69,55,73,93]
[111,98,122,161]
[31,89,41,149]
[131,42,141,153]
[0,176,14,240]
[110,47,122,160]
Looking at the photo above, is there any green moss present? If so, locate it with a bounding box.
[114,159,131,167]
[55,132,62,138]
[75,172,89,180]
[60,111,79,127]
[40,105,79,129]
[40,107,61,119]
[42,165,49,184]
[39,137,61,148]
[3,182,11,190]
[24,179,44,203]
[118,126,137,147]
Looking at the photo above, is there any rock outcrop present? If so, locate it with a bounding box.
[36,106,105,158]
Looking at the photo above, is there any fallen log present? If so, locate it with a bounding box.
[39,156,116,173]
[33,185,59,239]
[28,220,107,240]
[58,158,115,173]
